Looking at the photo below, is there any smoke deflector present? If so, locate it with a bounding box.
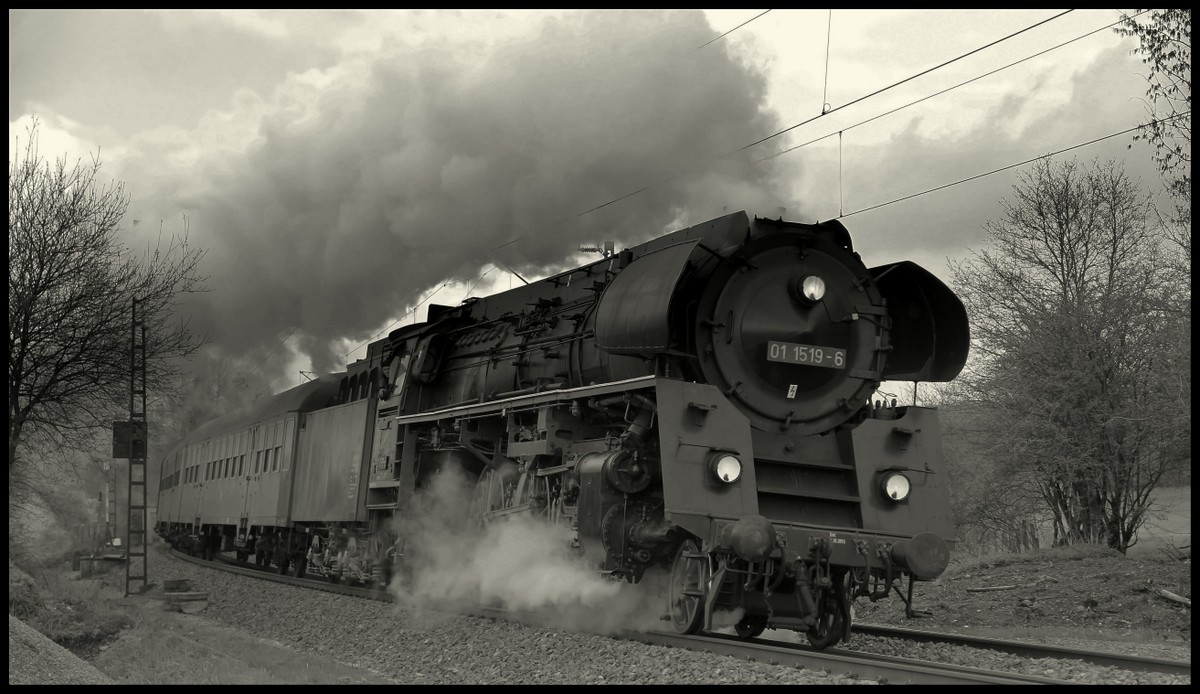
[870,261,969,382]
[594,239,702,355]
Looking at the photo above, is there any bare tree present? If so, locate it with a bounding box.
[1117,10,1191,307]
[950,157,1189,554]
[8,119,207,489]
[1116,9,1191,198]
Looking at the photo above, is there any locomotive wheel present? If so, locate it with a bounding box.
[667,539,707,634]
[805,571,850,649]
[734,616,768,639]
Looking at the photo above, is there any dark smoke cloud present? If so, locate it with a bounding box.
[118,10,797,386]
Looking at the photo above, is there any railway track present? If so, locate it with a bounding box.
[850,623,1191,677]
[166,547,1187,684]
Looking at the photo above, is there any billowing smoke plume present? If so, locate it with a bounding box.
[117,10,797,386]
[389,463,667,635]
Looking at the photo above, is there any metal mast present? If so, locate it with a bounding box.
[126,297,149,596]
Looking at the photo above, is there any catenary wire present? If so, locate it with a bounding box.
[735,9,1074,153]
[755,10,1150,164]
[571,10,1076,221]
[697,9,772,49]
[821,10,833,113]
[838,111,1191,219]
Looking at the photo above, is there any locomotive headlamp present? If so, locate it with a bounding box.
[881,472,911,502]
[801,275,826,302]
[709,454,742,484]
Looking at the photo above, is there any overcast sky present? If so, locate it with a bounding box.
[9,9,1167,391]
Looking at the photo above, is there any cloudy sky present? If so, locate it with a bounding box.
[9,9,1167,391]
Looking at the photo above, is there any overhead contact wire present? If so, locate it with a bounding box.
[736,9,1074,153]
[839,111,1191,219]
[756,10,1150,164]
[573,10,1076,223]
[697,9,773,49]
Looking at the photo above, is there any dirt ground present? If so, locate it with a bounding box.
[853,544,1192,643]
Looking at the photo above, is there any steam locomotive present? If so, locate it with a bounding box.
[157,210,968,647]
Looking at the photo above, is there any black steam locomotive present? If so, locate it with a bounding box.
[157,210,968,646]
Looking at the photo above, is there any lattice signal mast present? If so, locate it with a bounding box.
[122,297,149,596]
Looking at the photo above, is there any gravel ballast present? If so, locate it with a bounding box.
[133,544,1188,685]
[150,547,869,685]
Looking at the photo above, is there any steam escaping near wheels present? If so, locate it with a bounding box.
[386,464,666,635]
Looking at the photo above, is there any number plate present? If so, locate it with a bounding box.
[766,340,846,369]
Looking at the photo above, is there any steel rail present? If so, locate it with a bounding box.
[849,623,1191,677]
[638,631,1072,684]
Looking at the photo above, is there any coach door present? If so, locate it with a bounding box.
[241,425,260,528]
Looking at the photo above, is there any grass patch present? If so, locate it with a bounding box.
[9,562,135,650]
[945,543,1122,576]
[93,610,279,685]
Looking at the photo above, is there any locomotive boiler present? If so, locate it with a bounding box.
[157,210,968,648]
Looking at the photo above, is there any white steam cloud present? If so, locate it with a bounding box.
[389,463,667,635]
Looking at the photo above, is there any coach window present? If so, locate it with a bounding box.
[254,450,261,474]
[239,455,245,477]
[348,374,359,403]
[339,377,349,404]
[359,373,370,400]
[276,446,283,472]
[368,368,380,400]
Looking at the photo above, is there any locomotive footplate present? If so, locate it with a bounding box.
[708,518,951,582]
